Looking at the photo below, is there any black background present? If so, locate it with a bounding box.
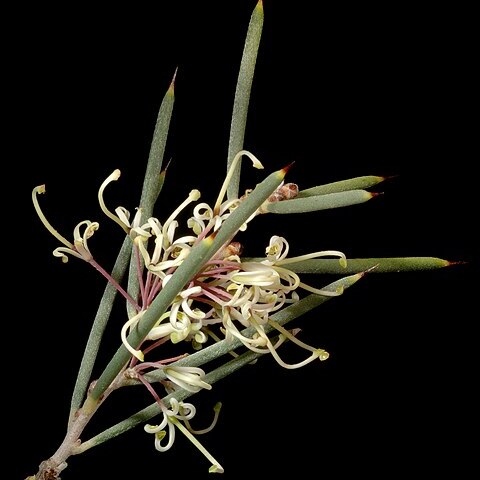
[17,1,475,478]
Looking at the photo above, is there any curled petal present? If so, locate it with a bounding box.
[72,220,99,260]
[181,299,206,320]
[147,217,163,236]
[121,311,145,361]
[193,329,208,345]
[144,414,168,434]
[154,421,175,452]
[53,247,82,263]
[187,217,204,235]
[180,286,202,298]
[176,402,197,421]
[165,366,212,392]
[147,322,174,341]
[169,303,189,330]
[114,206,131,226]
[265,235,290,263]
[151,234,165,265]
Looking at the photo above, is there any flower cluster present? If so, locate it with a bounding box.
[97,153,344,366]
[33,150,347,472]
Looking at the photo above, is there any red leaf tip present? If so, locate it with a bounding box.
[381,174,399,181]
[281,161,295,175]
[359,264,379,277]
[169,67,178,90]
[447,260,468,266]
[161,158,173,174]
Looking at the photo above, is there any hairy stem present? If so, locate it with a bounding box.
[33,372,124,480]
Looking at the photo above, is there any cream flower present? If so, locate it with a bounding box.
[144,397,224,473]
[32,185,99,262]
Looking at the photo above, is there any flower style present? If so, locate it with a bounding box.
[32,185,99,263]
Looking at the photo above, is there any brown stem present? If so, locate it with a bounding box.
[28,372,124,479]
[32,407,94,480]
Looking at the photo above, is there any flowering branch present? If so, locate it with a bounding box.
[27,1,460,478]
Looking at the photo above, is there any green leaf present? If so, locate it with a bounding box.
[282,257,451,274]
[139,75,175,219]
[297,175,386,197]
[227,0,264,200]
[127,76,175,319]
[265,189,376,214]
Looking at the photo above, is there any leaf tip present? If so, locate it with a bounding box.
[205,231,218,246]
[369,191,384,199]
[359,264,380,277]
[446,260,468,267]
[382,174,399,182]
[161,158,173,175]
[280,161,295,177]
[168,67,178,94]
